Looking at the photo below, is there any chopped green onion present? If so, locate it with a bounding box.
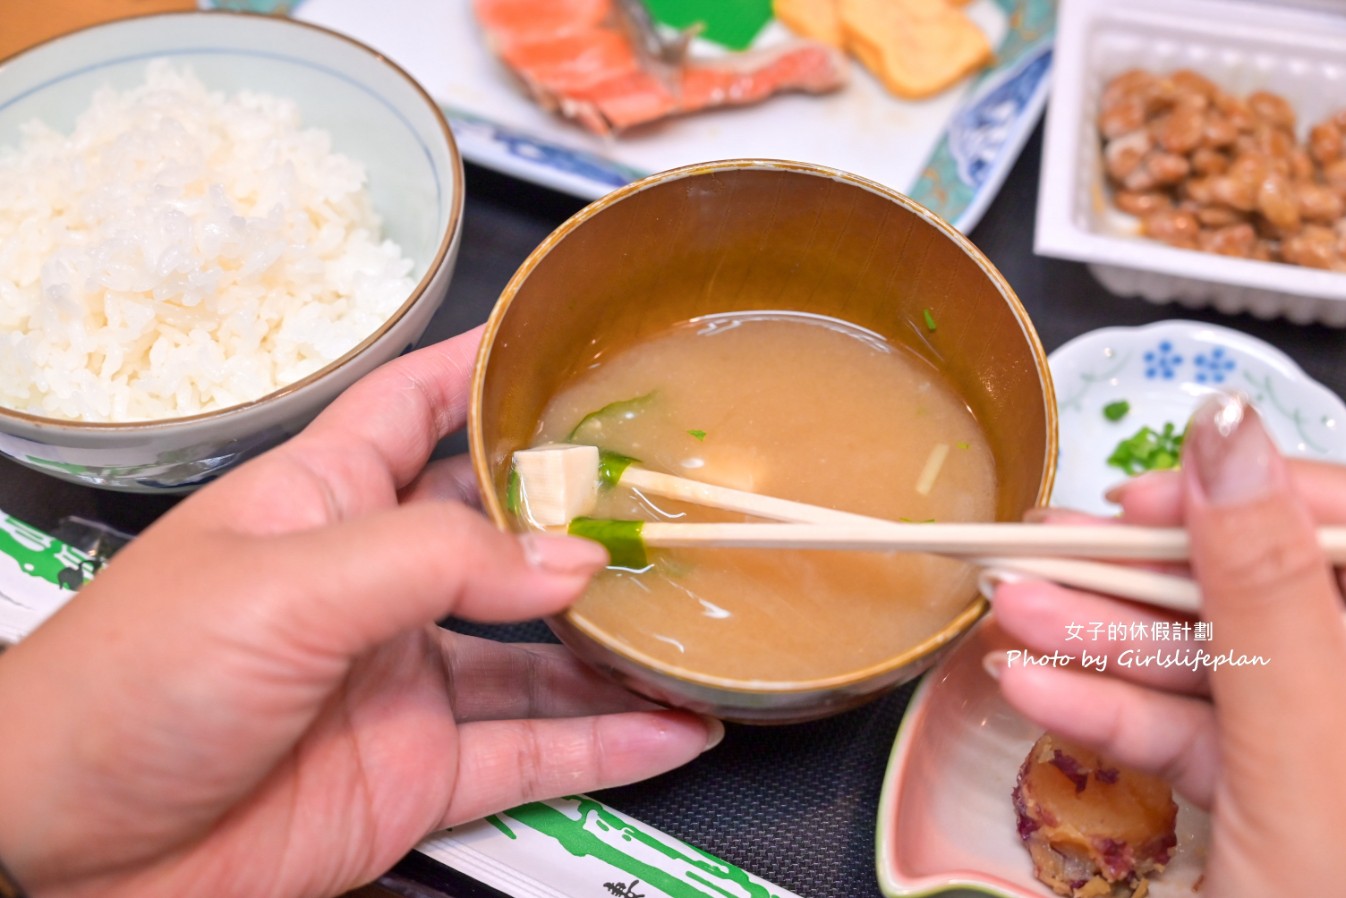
[567,517,649,570]
[1107,422,1185,477]
[566,392,656,443]
[505,468,522,516]
[597,450,639,488]
[687,429,707,441]
[922,308,938,332]
[956,440,971,450]
[1103,400,1131,422]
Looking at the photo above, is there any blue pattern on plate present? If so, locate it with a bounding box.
[1194,347,1238,384]
[1143,341,1183,379]
[947,45,1053,190]
[208,0,301,11]
[447,112,641,189]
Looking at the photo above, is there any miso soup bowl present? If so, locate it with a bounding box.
[470,160,1056,724]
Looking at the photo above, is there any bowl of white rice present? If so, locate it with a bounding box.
[0,11,463,491]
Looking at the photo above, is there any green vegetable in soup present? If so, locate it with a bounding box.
[687,429,707,441]
[922,308,938,332]
[597,449,639,488]
[505,468,523,516]
[1107,422,1184,476]
[566,392,657,444]
[568,517,649,570]
[1103,400,1131,422]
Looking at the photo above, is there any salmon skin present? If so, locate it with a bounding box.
[473,0,848,136]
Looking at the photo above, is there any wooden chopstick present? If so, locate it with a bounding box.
[633,520,1346,564]
[622,468,1346,563]
[606,465,1346,612]
[613,523,1205,612]
[619,466,890,526]
[972,556,1201,614]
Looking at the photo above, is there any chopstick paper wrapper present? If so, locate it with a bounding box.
[418,796,804,898]
[0,511,96,645]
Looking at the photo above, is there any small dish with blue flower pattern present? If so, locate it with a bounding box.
[1047,320,1346,515]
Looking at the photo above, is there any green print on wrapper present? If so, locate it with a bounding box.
[0,515,92,591]
[486,797,787,898]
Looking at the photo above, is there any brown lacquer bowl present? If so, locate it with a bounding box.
[470,160,1056,723]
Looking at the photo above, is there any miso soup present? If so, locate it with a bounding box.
[528,312,997,684]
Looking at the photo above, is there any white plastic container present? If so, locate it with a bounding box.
[1036,0,1346,325]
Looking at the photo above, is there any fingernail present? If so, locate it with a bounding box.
[1102,480,1131,504]
[1022,505,1096,523]
[977,567,1025,602]
[1103,472,1161,504]
[700,715,725,751]
[1185,393,1277,507]
[982,651,1009,681]
[519,533,609,575]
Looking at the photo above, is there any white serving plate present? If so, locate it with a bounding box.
[876,616,1211,898]
[205,0,1054,233]
[1035,0,1346,325]
[1048,319,1346,516]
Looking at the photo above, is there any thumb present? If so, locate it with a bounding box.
[259,502,609,658]
[1183,393,1346,742]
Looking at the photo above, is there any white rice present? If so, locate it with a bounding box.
[0,60,417,422]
